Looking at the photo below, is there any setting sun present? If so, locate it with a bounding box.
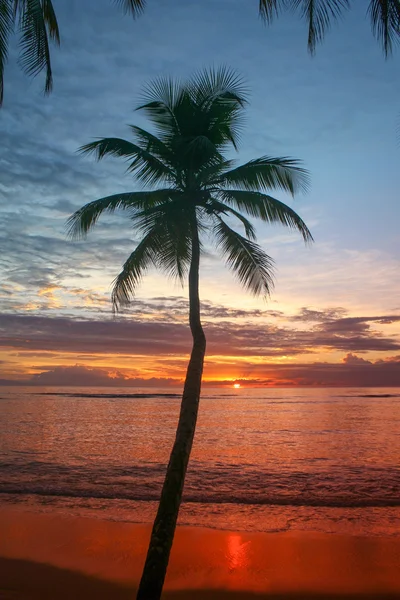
[233,383,241,389]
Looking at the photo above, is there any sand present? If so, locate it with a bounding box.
[0,508,399,599]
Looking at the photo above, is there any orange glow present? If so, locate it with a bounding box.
[1,510,400,595]
[226,534,250,571]
[233,383,241,389]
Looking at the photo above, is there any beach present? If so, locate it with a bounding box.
[1,508,400,599]
[1,387,399,598]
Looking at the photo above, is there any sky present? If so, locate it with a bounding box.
[0,0,399,387]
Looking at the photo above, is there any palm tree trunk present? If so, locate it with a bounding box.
[136,221,206,600]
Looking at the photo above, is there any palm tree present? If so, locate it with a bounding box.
[68,67,312,600]
[0,0,144,105]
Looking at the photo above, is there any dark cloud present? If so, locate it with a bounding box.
[290,307,348,322]
[271,355,400,387]
[0,364,181,387]
[1,354,400,388]
[0,310,399,361]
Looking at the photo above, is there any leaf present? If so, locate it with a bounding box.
[286,0,349,54]
[66,190,176,239]
[79,137,175,187]
[368,0,400,56]
[259,0,281,24]
[204,197,257,240]
[111,227,163,310]
[213,216,275,296]
[16,0,60,94]
[113,0,145,17]
[0,0,13,105]
[217,189,313,242]
[215,156,310,195]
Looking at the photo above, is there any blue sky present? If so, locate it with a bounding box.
[0,0,399,385]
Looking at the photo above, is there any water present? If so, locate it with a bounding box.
[1,386,399,536]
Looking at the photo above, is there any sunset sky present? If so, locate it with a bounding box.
[1,0,399,387]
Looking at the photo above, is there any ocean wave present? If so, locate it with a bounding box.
[0,487,399,508]
[349,394,400,399]
[1,460,399,509]
[39,392,181,399]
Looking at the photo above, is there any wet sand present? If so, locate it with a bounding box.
[0,508,400,599]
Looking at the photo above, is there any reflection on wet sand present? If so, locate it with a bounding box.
[226,535,251,571]
[1,509,400,598]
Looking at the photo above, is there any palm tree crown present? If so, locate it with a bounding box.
[68,67,312,306]
[0,0,144,105]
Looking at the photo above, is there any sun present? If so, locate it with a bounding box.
[233,383,241,389]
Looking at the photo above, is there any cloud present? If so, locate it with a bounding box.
[0,307,399,367]
[1,0,399,390]
[342,352,371,365]
[0,364,181,387]
[1,354,400,387]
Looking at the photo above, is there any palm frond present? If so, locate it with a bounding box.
[16,0,60,94]
[204,197,257,240]
[190,66,248,108]
[41,0,60,42]
[156,216,192,283]
[66,190,176,239]
[111,227,162,310]
[188,67,248,151]
[213,216,275,296]
[259,0,281,24]
[368,0,400,56]
[79,137,175,187]
[112,211,193,308]
[215,156,310,196]
[196,159,235,187]
[0,0,13,105]
[136,76,185,139]
[129,125,175,164]
[113,0,145,17]
[217,189,313,243]
[286,0,349,54]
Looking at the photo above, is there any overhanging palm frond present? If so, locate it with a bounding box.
[111,227,163,310]
[16,0,60,94]
[213,216,275,296]
[217,189,313,242]
[259,0,281,23]
[41,0,60,41]
[282,0,349,54]
[215,156,310,196]
[66,190,175,239]
[0,0,13,105]
[368,0,400,56]
[113,0,145,17]
[79,137,175,187]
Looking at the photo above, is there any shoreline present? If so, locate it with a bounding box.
[1,508,400,599]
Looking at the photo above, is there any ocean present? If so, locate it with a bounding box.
[1,386,399,536]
